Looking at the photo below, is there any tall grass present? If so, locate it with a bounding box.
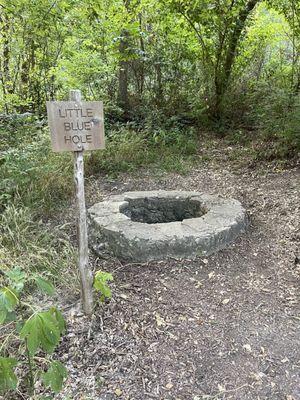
[85,125,198,176]
[0,204,77,288]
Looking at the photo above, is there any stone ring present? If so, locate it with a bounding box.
[88,191,248,262]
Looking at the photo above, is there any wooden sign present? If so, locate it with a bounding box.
[46,100,105,152]
[46,90,104,316]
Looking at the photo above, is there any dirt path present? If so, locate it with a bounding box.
[58,158,299,400]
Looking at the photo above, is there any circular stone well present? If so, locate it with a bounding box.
[88,191,248,262]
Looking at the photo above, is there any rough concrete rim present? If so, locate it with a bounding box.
[88,190,249,262]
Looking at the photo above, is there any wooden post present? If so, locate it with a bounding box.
[70,89,94,315]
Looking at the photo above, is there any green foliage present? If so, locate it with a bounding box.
[4,267,55,297]
[42,361,67,393]
[0,203,76,293]
[0,267,67,397]
[0,0,299,156]
[20,309,65,355]
[5,267,26,292]
[0,1,299,397]
[94,271,114,302]
[0,118,73,213]
[0,357,18,393]
[0,287,18,323]
[256,94,300,158]
[34,276,55,296]
[85,125,198,177]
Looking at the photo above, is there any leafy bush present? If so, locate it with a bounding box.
[0,119,73,214]
[0,267,67,397]
[85,125,198,176]
[93,271,114,303]
[248,88,300,158]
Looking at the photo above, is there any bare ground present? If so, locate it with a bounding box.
[56,147,299,400]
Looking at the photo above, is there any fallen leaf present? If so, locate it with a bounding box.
[208,272,215,279]
[166,332,178,340]
[251,373,261,381]
[155,313,166,327]
[281,357,289,363]
[222,298,230,305]
[243,344,252,352]
[218,384,225,392]
[115,388,122,397]
[166,382,173,390]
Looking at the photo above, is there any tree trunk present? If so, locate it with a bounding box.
[0,12,11,112]
[155,62,163,107]
[212,0,260,120]
[118,0,131,119]
[138,13,145,97]
[118,29,130,119]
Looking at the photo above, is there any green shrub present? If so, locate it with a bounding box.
[85,125,198,176]
[0,120,73,214]
[0,266,67,397]
[252,90,300,159]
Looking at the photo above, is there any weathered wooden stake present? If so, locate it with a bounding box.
[70,89,94,315]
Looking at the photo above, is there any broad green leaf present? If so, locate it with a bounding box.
[39,334,57,355]
[40,313,60,346]
[0,357,18,393]
[20,309,65,355]
[0,287,19,324]
[5,267,26,292]
[49,308,66,335]
[0,311,6,324]
[93,271,113,302]
[42,361,67,393]
[3,311,16,323]
[34,277,55,296]
[20,314,41,355]
[0,287,18,312]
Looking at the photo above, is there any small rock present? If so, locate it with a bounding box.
[243,344,252,352]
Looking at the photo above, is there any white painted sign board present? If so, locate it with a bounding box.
[46,100,105,152]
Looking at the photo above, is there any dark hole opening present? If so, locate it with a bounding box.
[120,197,207,224]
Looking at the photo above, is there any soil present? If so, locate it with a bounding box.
[56,144,299,400]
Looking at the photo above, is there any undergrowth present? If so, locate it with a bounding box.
[1,117,77,302]
[0,204,77,289]
[85,124,198,177]
[0,117,73,214]
[0,117,198,295]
